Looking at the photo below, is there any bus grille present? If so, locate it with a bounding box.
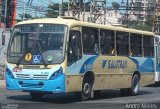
[19,83,44,88]
[15,74,48,80]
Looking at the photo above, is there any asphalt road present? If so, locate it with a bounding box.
[0,86,160,109]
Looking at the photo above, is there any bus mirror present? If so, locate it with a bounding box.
[2,35,5,45]
[155,36,159,45]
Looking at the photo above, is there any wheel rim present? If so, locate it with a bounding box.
[83,82,90,97]
[133,77,139,94]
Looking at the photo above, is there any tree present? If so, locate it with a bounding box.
[45,2,68,18]
[18,13,33,20]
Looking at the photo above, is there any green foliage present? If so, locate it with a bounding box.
[18,13,33,20]
[128,19,153,32]
[45,2,68,18]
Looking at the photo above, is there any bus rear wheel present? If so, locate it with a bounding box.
[120,74,140,96]
[130,74,140,96]
[30,92,44,99]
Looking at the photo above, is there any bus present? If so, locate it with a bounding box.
[154,35,160,86]
[5,17,155,100]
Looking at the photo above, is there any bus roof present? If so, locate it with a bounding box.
[16,17,154,36]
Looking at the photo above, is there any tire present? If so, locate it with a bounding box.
[120,74,140,96]
[30,92,44,99]
[130,74,140,96]
[81,78,92,101]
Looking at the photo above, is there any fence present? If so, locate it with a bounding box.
[0,64,5,80]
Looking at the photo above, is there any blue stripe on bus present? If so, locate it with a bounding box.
[128,57,139,69]
[79,56,98,74]
[138,58,155,72]
[129,57,155,72]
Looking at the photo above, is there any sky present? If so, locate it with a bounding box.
[16,0,126,19]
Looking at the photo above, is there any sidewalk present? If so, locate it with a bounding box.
[0,80,6,88]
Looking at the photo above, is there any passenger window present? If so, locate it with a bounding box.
[82,27,99,54]
[100,30,115,55]
[130,34,142,57]
[68,30,82,66]
[116,32,129,56]
[143,36,154,57]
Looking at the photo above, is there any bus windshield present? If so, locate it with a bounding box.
[7,24,67,65]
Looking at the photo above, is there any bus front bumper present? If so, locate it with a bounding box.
[5,73,65,93]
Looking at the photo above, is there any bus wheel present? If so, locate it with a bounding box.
[30,92,44,99]
[81,78,92,101]
[130,74,140,96]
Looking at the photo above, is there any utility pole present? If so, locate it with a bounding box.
[90,0,107,24]
[124,0,129,26]
[67,0,84,20]
[59,0,63,16]
[23,0,26,20]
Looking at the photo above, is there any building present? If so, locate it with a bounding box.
[128,0,154,22]
[65,10,122,25]
[0,0,16,28]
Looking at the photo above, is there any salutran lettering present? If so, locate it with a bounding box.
[102,60,127,69]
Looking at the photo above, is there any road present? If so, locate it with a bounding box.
[0,86,160,109]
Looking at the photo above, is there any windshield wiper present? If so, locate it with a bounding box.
[35,39,48,67]
[34,24,48,67]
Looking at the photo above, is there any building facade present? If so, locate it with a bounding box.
[0,0,16,28]
[128,0,153,22]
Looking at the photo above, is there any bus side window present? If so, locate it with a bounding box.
[100,29,115,55]
[82,27,99,54]
[116,32,129,56]
[143,36,154,57]
[67,30,82,66]
[130,34,142,57]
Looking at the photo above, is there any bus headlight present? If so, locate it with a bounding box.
[49,68,63,80]
[6,68,15,79]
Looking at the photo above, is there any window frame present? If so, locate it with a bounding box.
[82,27,99,55]
[100,29,115,56]
[130,33,142,57]
[143,35,154,57]
[116,31,129,56]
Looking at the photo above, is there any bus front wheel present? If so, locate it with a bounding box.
[30,92,44,99]
[81,78,92,101]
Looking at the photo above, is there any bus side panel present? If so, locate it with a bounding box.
[66,55,155,92]
[66,55,97,92]
[93,74,132,90]
[140,73,155,86]
[129,57,155,86]
[92,56,135,90]
[65,75,83,92]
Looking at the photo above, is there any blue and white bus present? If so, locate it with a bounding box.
[5,17,155,100]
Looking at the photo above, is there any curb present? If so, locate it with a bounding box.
[0,80,6,88]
